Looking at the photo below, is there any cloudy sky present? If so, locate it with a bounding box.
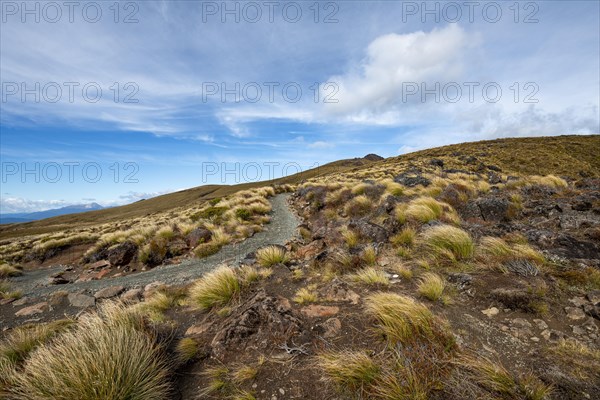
[1,0,598,213]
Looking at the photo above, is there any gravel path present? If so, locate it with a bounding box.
[13,194,300,298]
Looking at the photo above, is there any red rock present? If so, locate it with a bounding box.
[301,305,339,318]
[185,323,210,336]
[296,240,325,260]
[89,260,110,270]
[15,302,49,316]
[93,269,111,280]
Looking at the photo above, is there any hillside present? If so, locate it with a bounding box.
[1,135,600,400]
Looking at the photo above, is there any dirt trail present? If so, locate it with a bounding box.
[12,194,300,298]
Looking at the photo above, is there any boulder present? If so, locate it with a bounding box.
[318,317,342,338]
[348,219,388,243]
[15,302,49,317]
[475,197,510,222]
[121,288,143,303]
[296,240,326,260]
[94,285,125,299]
[107,241,137,266]
[187,227,213,248]
[430,158,444,168]
[68,293,95,308]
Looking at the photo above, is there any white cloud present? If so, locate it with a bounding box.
[0,197,70,214]
[323,24,474,119]
[308,141,334,149]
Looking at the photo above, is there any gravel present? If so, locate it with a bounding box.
[14,194,300,297]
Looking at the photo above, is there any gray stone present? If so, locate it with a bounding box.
[68,293,95,308]
[15,302,49,317]
[565,306,586,321]
[94,285,125,299]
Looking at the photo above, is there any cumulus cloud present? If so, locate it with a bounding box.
[0,197,70,214]
[323,24,474,120]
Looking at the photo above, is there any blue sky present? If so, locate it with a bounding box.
[1,0,599,213]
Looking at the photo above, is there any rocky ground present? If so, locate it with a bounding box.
[1,137,600,400]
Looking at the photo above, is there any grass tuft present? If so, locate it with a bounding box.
[256,246,289,267]
[422,225,474,261]
[189,266,240,310]
[348,267,390,286]
[417,272,446,302]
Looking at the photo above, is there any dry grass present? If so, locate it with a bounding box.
[348,267,390,286]
[422,225,474,261]
[316,351,379,395]
[0,280,22,300]
[0,263,22,278]
[256,246,289,267]
[344,195,374,217]
[293,285,318,304]
[417,272,446,302]
[189,266,240,310]
[361,245,378,266]
[175,337,198,363]
[4,303,171,399]
[548,339,600,380]
[365,292,454,348]
[340,227,359,248]
[390,227,416,248]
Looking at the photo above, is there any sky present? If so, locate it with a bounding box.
[1,0,599,213]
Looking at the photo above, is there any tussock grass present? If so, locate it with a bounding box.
[0,263,22,278]
[175,337,198,363]
[231,365,258,384]
[0,280,22,300]
[548,339,600,380]
[348,267,390,286]
[456,355,553,400]
[365,292,454,348]
[316,351,379,394]
[361,245,378,266]
[422,225,474,261]
[189,266,240,310]
[238,265,272,286]
[478,237,544,272]
[529,175,568,188]
[256,245,289,267]
[344,195,374,217]
[390,227,416,248]
[392,264,413,279]
[340,227,359,248]
[293,286,318,304]
[5,303,171,400]
[417,272,446,302]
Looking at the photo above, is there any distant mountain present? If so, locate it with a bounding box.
[0,203,104,224]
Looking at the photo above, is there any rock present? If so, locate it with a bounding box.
[296,240,326,260]
[319,317,342,338]
[301,305,339,318]
[187,226,213,248]
[530,337,540,342]
[533,319,549,330]
[211,290,303,360]
[573,325,586,335]
[587,290,600,305]
[448,273,473,289]
[481,307,499,318]
[94,285,125,299]
[348,219,388,243]
[565,306,586,321]
[107,241,138,266]
[168,238,188,256]
[93,269,111,280]
[364,153,384,161]
[572,200,592,211]
[511,318,533,329]
[0,298,15,305]
[144,281,164,297]
[319,280,360,304]
[121,288,143,303]
[12,297,29,306]
[541,329,566,342]
[488,172,502,184]
[49,274,70,285]
[583,304,600,320]
[569,296,589,307]
[185,323,210,336]
[89,260,110,270]
[475,197,510,222]
[430,158,444,168]
[394,173,431,188]
[15,302,49,316]
[68,293,95,308]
